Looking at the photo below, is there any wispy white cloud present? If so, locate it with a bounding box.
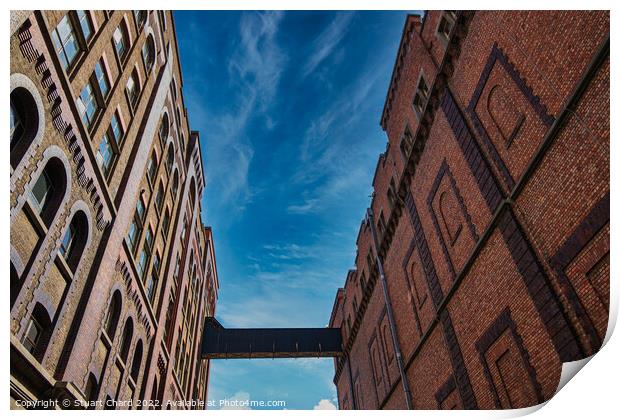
[187,11,287,216]
[302,12,356,78]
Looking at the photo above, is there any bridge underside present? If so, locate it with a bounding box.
[201,317,343,359]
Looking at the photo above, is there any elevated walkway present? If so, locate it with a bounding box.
[201,317,343,359]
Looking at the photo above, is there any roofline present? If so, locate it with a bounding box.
[380,13,424,130]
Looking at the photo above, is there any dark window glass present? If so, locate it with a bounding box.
[94,60,110,99]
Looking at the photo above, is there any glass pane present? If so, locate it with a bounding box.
[59,222,75,258]
[78,11,93,41]
[31,169,52,211]
[95,62,110,98]
[110,114,123,143]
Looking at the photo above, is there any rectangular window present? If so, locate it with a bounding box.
[127,220,139,252]
[412,75,430,117]
[136,198,145,222]
[51,14,80,70]
[110,113,124,144]
[155,185,164,211]
[126,71,140,107]
[400,126,414,159]
[77,81,98,128]
[145,227,154,251]
[137,249,148,277]
[22,317,42,355]
[146,273,157,302]
[162,210,170,234]
[113,25,127,59]
[147,155,157,182]
[437,11,457,42]
[76,10,93,42]
[94,60,110,99]
[96,133,114,175]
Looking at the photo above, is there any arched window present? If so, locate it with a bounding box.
[113,20,129,60]
[119,318,133,363]
[130,339,143,381]
[59,210,89,272]
[84,373,99,407]
[166,145,174,173]
[30,157,67,227]
[159,113,169,142]
[189,178,196,208]
[10,86,40,169]
[105,290,122,340]
[142,35,156,72]
[21,302,52,361]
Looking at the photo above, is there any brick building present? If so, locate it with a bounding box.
[329,11,609,409]
[10,10,219,409]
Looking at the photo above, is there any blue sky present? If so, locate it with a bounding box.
[174,10,412,410]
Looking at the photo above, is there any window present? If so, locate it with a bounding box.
[96,133,114,175]
[412,74,430,117]
[137,249,149,278]
[10,96,24,150]
[134,10,147,28]
[136,197,146,221]
[131,340,143,381]
[172,171,179,198]
[137,227,154,276]
[159,113,169,142]
[51,14,80,70]
[77,81,98,128]
[119,318,133,362]
[127,198,145,252]
[155,182,164,211]
[113,22,129,59]
[94,60,110,99]
[145,226,154,250]
[30,158,67,227]
[22,315,43,355]
[146,273,157,302]
[147,153,158,183]
[59,211,88,272]
[31,167,53,213]
[76,10,94,43]
[105,291,122,339]
[400,126,414,159]
[142,35,156,72]
[437,11,457,42]
[10,87,40,169]
[387,178,397,211]
[126,69,140,107]
[378,211,387,237]
[110,112,124,143]
[166,146,174,172]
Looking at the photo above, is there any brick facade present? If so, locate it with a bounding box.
[329,11,609,409]
[10,10,219,410]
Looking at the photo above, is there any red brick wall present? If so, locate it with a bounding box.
[330,10,609,410]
